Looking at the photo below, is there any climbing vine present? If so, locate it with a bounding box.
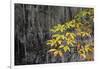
[46,8,94,61]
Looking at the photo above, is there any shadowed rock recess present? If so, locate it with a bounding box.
[14,4,90,65]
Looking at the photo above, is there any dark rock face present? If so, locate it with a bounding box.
[14,4,81,65]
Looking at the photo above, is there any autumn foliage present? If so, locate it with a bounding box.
[46,8,94,61]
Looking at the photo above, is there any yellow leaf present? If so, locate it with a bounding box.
[58,40,62,44]
[66,38,75,46]
[61,35,65,39]
[66,32,76,40]
[48,49,57,52]
[63,46,70,52]
[88,48,93,52]
[52,34,65,40]
[59,45,64,48]
[58,51,63,57]
[78,49,85,54]
[47,39,56,47]
[50,29,55,32]
[55,44,57,47]
[81,32,91,37]
[85,44,93,53]
[80,54,86,59]
[70,43,74,46]
[54,51,59,56]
